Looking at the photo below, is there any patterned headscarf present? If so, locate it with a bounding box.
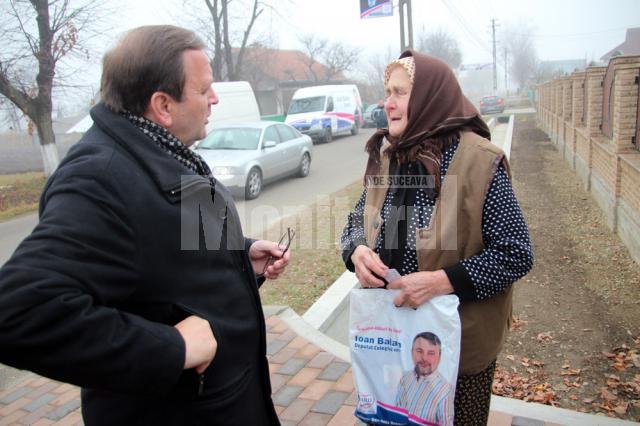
[364,50,490,196]
[384,57,415,86]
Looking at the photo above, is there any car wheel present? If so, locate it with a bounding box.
[350,121,359,135]
[244,168,262,200]
[323,127,332,143]
[297,152,311,178]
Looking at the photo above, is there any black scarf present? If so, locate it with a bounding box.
[377,159,434,271]
[122,111,216,189]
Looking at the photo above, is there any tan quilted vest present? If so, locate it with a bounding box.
[363,131,513,375]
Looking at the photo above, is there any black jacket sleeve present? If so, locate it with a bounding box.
[0,173,185,396]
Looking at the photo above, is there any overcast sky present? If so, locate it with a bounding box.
[55,0,638,113]
[110,0,639,65]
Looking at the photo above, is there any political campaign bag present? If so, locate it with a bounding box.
[349,288,460,426]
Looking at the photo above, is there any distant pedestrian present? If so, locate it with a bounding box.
[373,100,388,129]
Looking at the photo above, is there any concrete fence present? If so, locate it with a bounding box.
[536,55,640,264]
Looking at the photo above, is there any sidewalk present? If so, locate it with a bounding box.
[3,307,634,425]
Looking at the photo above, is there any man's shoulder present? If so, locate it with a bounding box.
[400,370,415,382]
[55,128,130,181]
[432,371,454,393]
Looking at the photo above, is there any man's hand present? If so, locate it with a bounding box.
[249,239,291,279]
[174,315,217,374]
[387,270,454,308]
[351,245,388,288]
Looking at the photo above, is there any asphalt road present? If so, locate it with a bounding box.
[0,129,373,266]
[0,128,373,389]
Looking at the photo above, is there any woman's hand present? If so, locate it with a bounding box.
[387,270,454,308]
[249,240,291,280]
[351,245,388,288]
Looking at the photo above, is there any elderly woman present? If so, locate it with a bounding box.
[341,50,533,424]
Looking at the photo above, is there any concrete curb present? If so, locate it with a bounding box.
[503,114,515,160]
[302,270,358,332]
[275,306,351,362]
[490,395,639,426]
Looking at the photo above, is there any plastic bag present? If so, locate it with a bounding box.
[349,289,460,426]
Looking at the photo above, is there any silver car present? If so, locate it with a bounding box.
[194,121,313,200]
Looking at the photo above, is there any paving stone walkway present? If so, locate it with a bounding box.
[0,313,583,425]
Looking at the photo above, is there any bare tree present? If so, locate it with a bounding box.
[298,34,328,82]
[323,42,360,82]
[0,98,26,131]
[201,0,284,81]
[503,24,538,91]
[298,34,360,83]
[416,28,462,70]
[236,42,278,90]
[0,0,101,176]
[362,47,397,100]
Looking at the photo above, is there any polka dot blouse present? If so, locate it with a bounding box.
[341,140,533,301]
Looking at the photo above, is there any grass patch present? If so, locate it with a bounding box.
[0,172,46,221]
[0,171,363,314]
[259,180,363,314]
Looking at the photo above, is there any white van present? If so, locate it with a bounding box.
[67,81,261,136]
[285,85,363,143]
[206,81,261,133]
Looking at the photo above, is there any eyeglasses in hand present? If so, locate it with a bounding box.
[261,227,295,276]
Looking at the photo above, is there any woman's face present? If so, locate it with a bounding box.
[384,66,412,137]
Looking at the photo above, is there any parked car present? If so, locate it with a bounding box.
[479,95,505,114]
[194,121,313,200]
[362,104,379,128]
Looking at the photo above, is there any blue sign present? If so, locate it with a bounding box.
[360,0,393,19]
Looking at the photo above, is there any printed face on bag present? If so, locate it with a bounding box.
[412,337,441,376]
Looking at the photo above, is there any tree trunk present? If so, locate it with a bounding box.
[35,113,59,177]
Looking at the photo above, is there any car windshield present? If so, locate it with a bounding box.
[197,128,261,150]
[483,96,499,103]
[288,96,326,114]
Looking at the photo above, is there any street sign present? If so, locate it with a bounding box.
[360,0,393,19]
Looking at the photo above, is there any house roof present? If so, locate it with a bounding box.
[601,27,640,61]
[241,47,345,83]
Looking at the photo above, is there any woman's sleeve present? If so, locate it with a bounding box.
[444,163,534,300]
[340,188,368,272]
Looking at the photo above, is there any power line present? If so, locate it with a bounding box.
[439,0,492,55]
[502,26,637,38]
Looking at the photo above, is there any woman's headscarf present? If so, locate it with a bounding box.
[364,50,490,195]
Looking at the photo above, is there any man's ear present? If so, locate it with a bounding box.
[144,92,174,129]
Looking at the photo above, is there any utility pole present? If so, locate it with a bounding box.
[399,0,413,51]
[504,47,508,94]
[491,18,498,93]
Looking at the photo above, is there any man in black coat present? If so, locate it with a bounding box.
[372,100,388,129]
[0,25,288,425]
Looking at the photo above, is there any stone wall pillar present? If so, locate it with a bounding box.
[584,66,607,138]
[609,56,640,152]
[571,71,589,185]
[561,77,574,162]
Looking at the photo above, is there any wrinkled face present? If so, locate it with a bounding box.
[384,66,412,138]
[412,338,441,377]
[169,49,218,146]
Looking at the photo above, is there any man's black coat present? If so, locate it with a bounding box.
[0,103,279,425]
